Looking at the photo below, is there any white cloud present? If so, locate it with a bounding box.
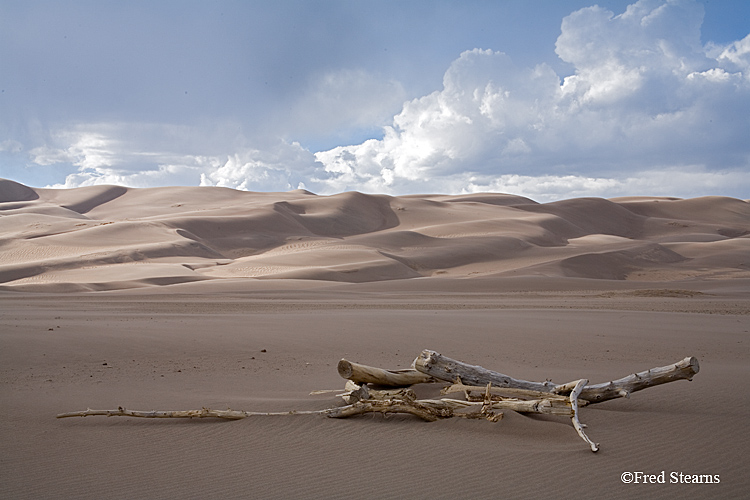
[30,131,119,170]
[33,124,209,188]
[458,167,750,202]
[314,48,562,189]
[33,122,321,192]
[57,163,201,189]
[312,0,750,199]
[714,33,750,73]
[199,141,320,192]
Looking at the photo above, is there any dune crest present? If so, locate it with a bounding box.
[1,179,748,290]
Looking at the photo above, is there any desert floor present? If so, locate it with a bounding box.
[2,280,749,499]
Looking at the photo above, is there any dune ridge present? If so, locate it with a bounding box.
[1,178,748,291]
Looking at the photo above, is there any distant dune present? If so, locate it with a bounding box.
[1,178,748,291]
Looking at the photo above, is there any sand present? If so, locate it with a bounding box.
[1,178,749,499]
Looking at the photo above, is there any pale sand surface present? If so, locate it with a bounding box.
[1,179,749,498]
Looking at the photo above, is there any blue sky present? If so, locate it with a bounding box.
[1,0,749,201]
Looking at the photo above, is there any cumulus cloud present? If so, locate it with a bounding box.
[313,0,750,199]
[199,141,320,192]
[712,33,750,72]
[315,48,562,189]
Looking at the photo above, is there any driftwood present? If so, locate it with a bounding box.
[58,349,699,453]
[569,379,598,452]
[56,406,329,419]
[335,381,504,422]
[440,379,586,403]
[58,397,503,424]
[440,379,589,414]
[337,359,435,386]
[414,350,699,404]
[338,379,417,404]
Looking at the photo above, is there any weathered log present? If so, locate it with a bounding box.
[414,350,699,404]
[337,358,436,386]
[564,356,699,403]
[414,350,555,392]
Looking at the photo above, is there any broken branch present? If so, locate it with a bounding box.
[570,379,598,452]
[414,350,699,404]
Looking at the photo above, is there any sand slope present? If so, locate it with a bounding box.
[1,179,748,291]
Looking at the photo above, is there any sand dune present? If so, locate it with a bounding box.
[2,178,749,499]
[1,178,748,291]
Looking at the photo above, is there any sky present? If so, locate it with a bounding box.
[1,0,749,202]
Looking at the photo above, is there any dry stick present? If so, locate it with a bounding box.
[56,406,329,420]
[440,379,590,407]
[56,400,496,424]
[326,398,448,421]
[413,350,699,404]
[570,379,599,452]
[337,359,436,386]
[337,379,418,404]
[441,384,588,417]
